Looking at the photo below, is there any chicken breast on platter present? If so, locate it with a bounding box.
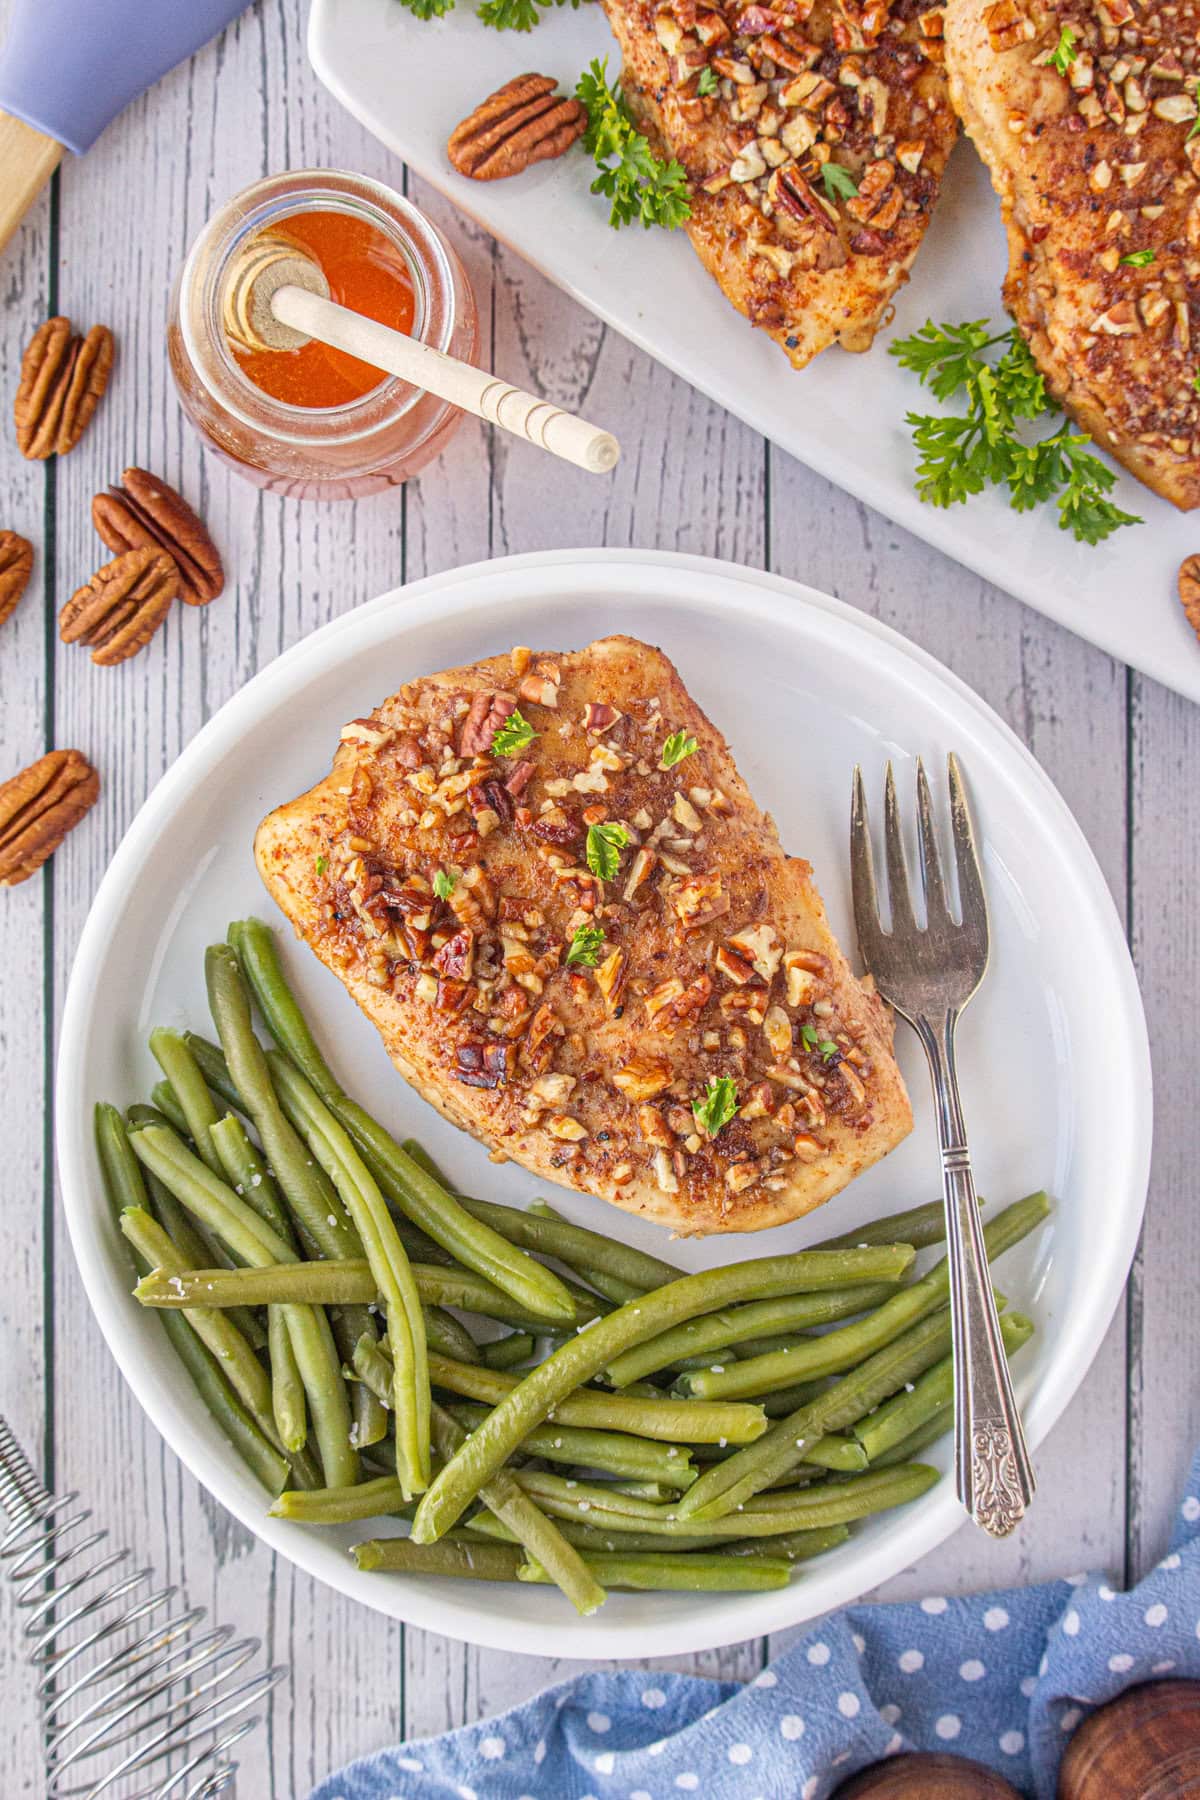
[945,0,1200,508]
[255,637,912,1236]
[598,0,959,367]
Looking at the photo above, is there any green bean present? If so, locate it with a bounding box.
[209,1112,292,1239]
[268,1304,307,1452]
[423,1307,481,1365]
[409,1260,602,1330]
[411,1241,915,1543]
[425,1352,767,1445]
[134,1257,597,1339]
[706,1433,866,1475]
[725,1524,850,1562]
[431,1402,605,1615]
[676,1193,1048,1402]
[872,1409,953,1468]
[504,1196,648,1306]
[466,1512,730,1555]
[456,1190,685,1294]
[128,1120,359,1488]
[761,1379,833,1418]
[272,1474,410,1524]
[119,1204,278,1438]
[208,1109,314,1448]
[481,1333,535,1371]
[266,1054,429,1496]
[444,1402,697,1488]
[204,947,358,1262]
[95,1104,290,1495]
[510,1464,939,1538]
[855,1311,1034,1463]
[813,1197,971,1254]
[678,1309,959,1520]
[602,1481,680,1501]
[606,1285,900,1388]
[150,1029,225,1176]
[149,1081,191,1138]
[132,1137,270,1353]
[223,919,576,1324]
[211,1093,387,1451]
[520,1551,793,1593]
[353,1536,524,1580]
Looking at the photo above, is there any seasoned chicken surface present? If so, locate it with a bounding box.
[256,637,911,1236]
[945,0,1200,508]
[599,0,958,367]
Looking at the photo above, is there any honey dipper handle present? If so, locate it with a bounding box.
[0,111,64,259]
[270,284,619,475]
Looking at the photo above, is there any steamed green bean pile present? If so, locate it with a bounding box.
[98,917,1050,1614]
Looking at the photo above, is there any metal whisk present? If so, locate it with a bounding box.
[0,1410,286,1798]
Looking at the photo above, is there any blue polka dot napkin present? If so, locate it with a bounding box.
[311,1450,1200,1800]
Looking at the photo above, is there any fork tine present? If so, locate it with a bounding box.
[947,752,988,932]
[915,756,951,926]
[883,762,917,934]
[850,765,885,957]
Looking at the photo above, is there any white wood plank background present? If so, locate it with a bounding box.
[0,0,1191,1790]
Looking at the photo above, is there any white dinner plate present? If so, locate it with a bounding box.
[308,0,1200,707]
[57,549,1151,1659]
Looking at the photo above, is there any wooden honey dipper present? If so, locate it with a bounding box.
[222,233,620,476]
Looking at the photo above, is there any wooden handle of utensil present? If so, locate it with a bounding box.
[270,284,620,476]
[0,111,64,257]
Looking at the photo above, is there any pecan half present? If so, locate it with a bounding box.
[15,317,115,460]
[0,749,99,886]
[0,531,34,627]
[1179,555,1200,647]
[59,548,178,665]
[92,468,224,606]
[448,74,587,181]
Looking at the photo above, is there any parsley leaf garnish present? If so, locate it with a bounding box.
[1050,24,1077,73]
[478,0,579,28]
[565,922,606,968]
[393,0,454,17]
[800,1023,840,1062]
[433,868,458,900]
[890,318,1141,545]
[1194,370,1200,395]
[315,854,328,877]
[693,1076,739,1139]
[1189,117,1200,142]
[585,820,629,881]
[820,161,859,203]
[697,66,718,96]
[660,730,698,769]
[1120,249,1155,267]
[491,709,537,756]
[576,59,692,230]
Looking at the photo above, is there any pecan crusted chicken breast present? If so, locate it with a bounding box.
[598,0,958,367]
[945,0,1200,508]
[255,637,912,1236]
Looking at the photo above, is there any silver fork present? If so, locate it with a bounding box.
[850,753,1035,1537]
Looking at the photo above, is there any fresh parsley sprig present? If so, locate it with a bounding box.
[1050,24,1077,74]
[565,922,606,967]
[821,161,859,203]
[693,1076,739,1139]
[394,0,455,18]
[433,868,458,900]
[491,709,537,756]
[585,820,629,881]
[660,730,697,770]
[800,1022,839,1063]
[890,319,1141,546]
[477,0,579,29]
[576,59,692,231]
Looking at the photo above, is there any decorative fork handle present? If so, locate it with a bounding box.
[914,1009,1036,1536]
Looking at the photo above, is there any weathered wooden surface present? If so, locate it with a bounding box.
[0,0,1190,1791]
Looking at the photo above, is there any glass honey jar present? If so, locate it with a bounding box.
[168,169,478,498]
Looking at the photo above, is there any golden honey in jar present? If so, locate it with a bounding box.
[168,170,478,498]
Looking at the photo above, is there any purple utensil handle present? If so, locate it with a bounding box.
[0,0,251,154]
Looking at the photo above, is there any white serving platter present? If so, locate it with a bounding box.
[57,550,1151,1658]
[308,0,1200,706]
